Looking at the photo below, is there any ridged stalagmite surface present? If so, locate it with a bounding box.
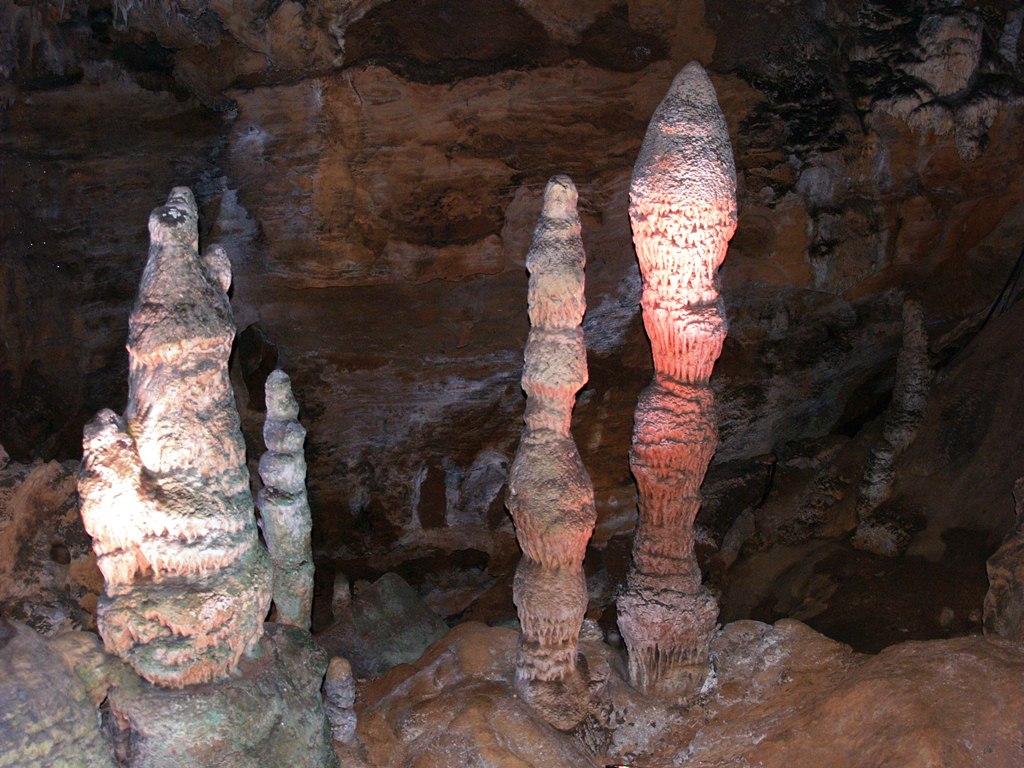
[617,62,737,699]
[258,369,314,629]
[79,187,272,688]
[506,175,596,728]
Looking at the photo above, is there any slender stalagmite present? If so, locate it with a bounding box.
[258,369,314,629]
[852,299,932,556]
[507,175,596,728]
[79,187,272,687]
[617,62,737,698]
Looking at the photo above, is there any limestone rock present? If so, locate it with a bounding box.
[0,459,100,635]
[671,623,1024,768]
[0,619,118,768]
[853,300,932,556]
[358,619,1024,768]
[105,623,338,768]
[872,8,1018,160]
[258,369,315,629]
[985,535,1024,641]
[358,622,602,768]
[618,61,735,699]
[324,656,358,743]
[5,1,1024,642]
[316,572,448,678]
[984,477,1024,641]
[78,187,272,687]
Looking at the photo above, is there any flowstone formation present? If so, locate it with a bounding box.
[617,62,737,699]
[258,369,314,629]
[506,175,597,729]
[78,186,272,686]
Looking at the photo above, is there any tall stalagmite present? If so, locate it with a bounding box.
[506,175,596,728]
[852,299,932,556]
[258,369,314,629]
[79,187,272,687]
[617,62,737,698]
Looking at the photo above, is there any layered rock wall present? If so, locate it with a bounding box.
[3,1,1024,633]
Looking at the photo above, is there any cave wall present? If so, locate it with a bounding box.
[2,0,1023,622]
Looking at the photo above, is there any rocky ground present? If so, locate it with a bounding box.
[349,619,1024,767]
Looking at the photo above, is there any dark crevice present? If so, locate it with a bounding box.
[343,0,566,83]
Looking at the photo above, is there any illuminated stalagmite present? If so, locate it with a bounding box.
[79,187,272,687]
[258,369,314,629]
[506,175,596,728]
[617,62,737,698]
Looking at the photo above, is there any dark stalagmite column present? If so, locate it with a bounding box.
[617,62,737,699]
[258,369,315,629]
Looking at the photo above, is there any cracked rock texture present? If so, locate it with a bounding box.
[2,0,1024,634]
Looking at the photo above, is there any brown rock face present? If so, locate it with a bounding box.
[0,459,100,634]
[985,477,1024,641]
[356,619,1024,768]
[78,188,272,687]
[506,175,596,728]
[617,61,735,699]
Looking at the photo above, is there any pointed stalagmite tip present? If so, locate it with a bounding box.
[541,175,578,220]
[631,60,736,213]
[148,187,199,246]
